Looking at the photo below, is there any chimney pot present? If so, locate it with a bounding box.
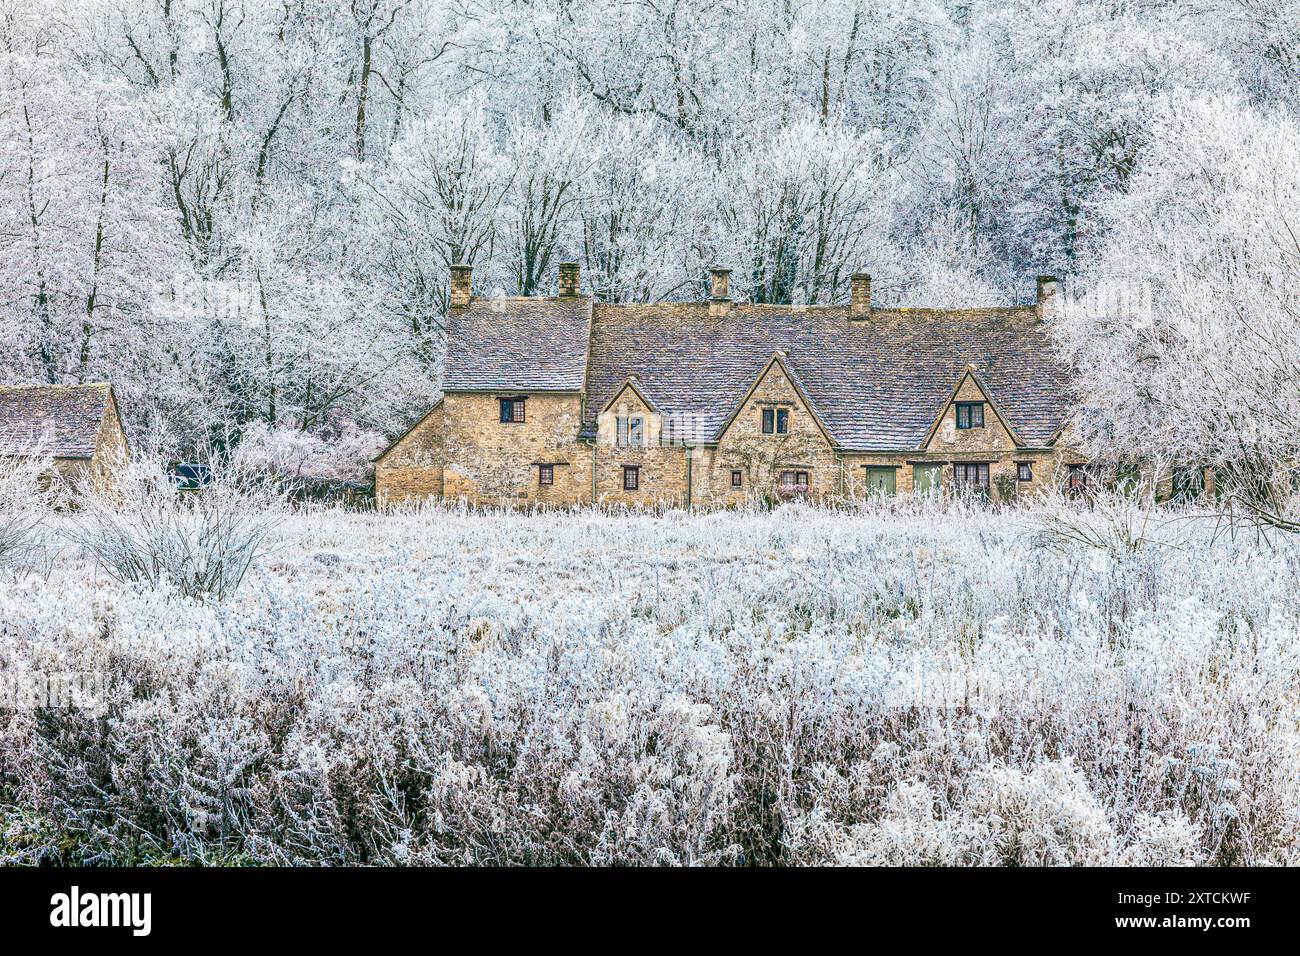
[850,273,872,319]
[558,261,580,297]
[1036,275,1060,321]
[450,263,473,309]
[709,267,732,318]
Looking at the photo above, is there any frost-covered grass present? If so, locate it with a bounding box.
[2,501,1298,865]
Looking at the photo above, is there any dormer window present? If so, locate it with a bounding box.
[955,402,984,429]
[761,407,789,434]
[499,397,526,423]
[617,415,644,447]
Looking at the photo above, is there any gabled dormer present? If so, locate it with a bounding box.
[714,351,838,449]
[596,376,662,447]
[920,365,1023,453]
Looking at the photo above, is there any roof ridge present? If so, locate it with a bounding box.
[0,381,112,390]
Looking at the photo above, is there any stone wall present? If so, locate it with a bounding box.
[701,359,839,504]
[441,392,591,506]
[375,400,445,503]
[374,367,1092,509]
[924,374,1019,455]
[91,390,129,486]
[40,390,130,492]
[594,385,689,506]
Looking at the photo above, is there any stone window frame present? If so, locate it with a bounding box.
[761,407,791,435]
[616,415,645,447]
[538,464,554,486]
[1016,461,1033,482]
[954,462,990,493]
[955,401,984,430]
[622,465,640,491]
[730,469,743,488]
[499,396,526,423]
[779,469,810,491]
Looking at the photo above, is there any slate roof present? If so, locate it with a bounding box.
[438,294,1071,452]
[0,383,115,458]
[580,303,1069,451]
[443,295,593,391]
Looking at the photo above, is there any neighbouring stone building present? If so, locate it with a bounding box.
[376,263,1090,507]
[0,383,130,486]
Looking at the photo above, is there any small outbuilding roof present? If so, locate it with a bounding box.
[0,383,121,459]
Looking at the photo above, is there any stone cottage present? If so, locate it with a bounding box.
[375,264,1088,506]
[0,383,130,486]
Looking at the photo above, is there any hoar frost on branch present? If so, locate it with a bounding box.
[1,501,1296,865]
[0,0,1296,476]
[1054,93,1300,522]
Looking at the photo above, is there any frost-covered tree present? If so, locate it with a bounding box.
[2,0,1298,473]
[1054,94,1300,518]
[575,113,710,302]
[0,15,217,438]
[900,207,1006,308]
[349,92,510,329]
[499,98,595,295]
[720,115,900,305]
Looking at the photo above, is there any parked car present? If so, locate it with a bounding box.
[169,462,213,491]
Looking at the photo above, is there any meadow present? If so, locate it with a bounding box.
[2,495,1298,865]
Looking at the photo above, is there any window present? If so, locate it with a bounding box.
[1115,460,1141,494]
[955,402,984,429]
[499,397,526,423]
[1172,467,1204,503]
[616,415,644,447]
[622,465,640,491]
[1067,463,1090,496]
[761,407,790,434]
[1016,462,1033,482]
[779,470,810,492]
[538,464,554,486]
[731,470,743,488]
[953,462,990,493]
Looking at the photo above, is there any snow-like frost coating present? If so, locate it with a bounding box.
[1,501,1297,866]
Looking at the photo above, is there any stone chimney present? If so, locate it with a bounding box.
[709,267,732,318]
[450,263,473,309]
[1035,275,1060,321]
[850,273,872,319]
[558,261,580,297]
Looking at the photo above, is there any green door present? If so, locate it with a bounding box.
[912,463,942,495]
[864,466,897,496]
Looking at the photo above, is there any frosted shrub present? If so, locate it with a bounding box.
[1120,813,1204,866]
[1029,478,1178,556]
[957,761,1115,866]
[0,451,52,569]
[61,453,286,602]
[3,502,1298,865]
[811,762,1117,866]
